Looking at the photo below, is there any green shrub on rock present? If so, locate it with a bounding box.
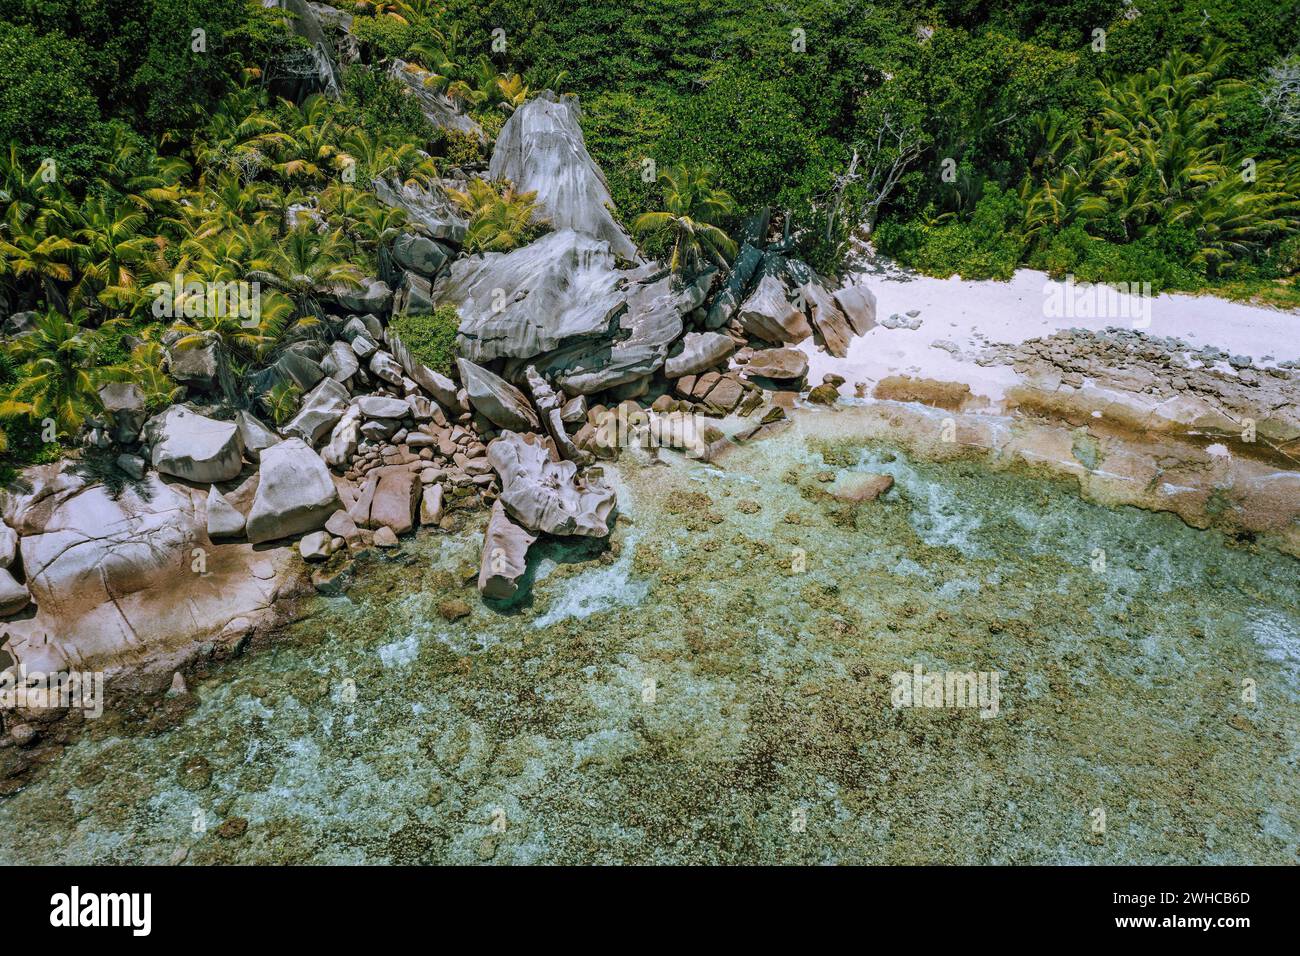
[391,305,460,378]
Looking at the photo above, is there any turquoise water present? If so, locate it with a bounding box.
[1,418,1297,864]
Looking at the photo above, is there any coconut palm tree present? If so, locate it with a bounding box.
[0,310,105,436]
[249,224,363,322]
[447,178,544,253]
[0,212,78,313]
[633,165,737,275]
[71,198,155,312]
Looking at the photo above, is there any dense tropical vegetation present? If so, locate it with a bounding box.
[0,0,1297,477]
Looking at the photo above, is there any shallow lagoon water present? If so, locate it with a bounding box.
[1,414,1297,864]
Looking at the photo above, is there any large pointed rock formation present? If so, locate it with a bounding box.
[488,91,638,260]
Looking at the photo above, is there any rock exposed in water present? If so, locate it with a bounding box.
[478,500,536,600]
[738,274,812,345]
[488,91,637,260]
[146,406,245,483]
[245,439,340,544]
[487,430,615,537]
[457,358,541,431]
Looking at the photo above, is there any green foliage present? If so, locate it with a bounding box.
[877,185,1026,281]
[391,304,460,377]
[260,379,300,426]
[447,179,547,253]
[633,165,737,276]
[0,22,105,180]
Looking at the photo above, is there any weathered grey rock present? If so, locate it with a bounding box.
[331,277,391,314]
[354,395,411,420]
[350,332,378,359]
[298,530,333,561]
[833,283,877,337]
[447,229,625,363]
[260,350,324,393]
[1,310,38,338]
[369,351,405,386]
[146,406,245,483]
[285,377,350,446]
[524,365,591,465]
[487,430,615,537]
[97,382,148,444]
[360,418,399,442]
[245,439,340,544]
[386,327,464,412]
[394,270,436,316]
[353,466,419,534]
[0,522,16,569]
[560,395,587,425]
[0,567,31,617]
[321,405,359,468]
[705,243,763,329]
[389,60,485,142]
[798,281,853,358]
[206,486,246,538]
[737,274,812,344]
[392,234,450,277]
[741,347,809,382]
[524,261,715,395]
[5,470,292,671]
[372,175,468,244]
[164,332,224,393]
[235,410,280,461]
[116,453,146,480]
[457,358,541,431]
[665,331,736,378]
[489,91,637,260]
[478,500,536,600]
[321,339,360,383]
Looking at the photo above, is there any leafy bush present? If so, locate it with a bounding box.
[391,305,460,378]
[0,22,105,178]
[877,185,1026,280]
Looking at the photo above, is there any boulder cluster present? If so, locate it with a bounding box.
[0,72,879,667]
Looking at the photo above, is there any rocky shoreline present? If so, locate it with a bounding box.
[2,0,1297,770]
